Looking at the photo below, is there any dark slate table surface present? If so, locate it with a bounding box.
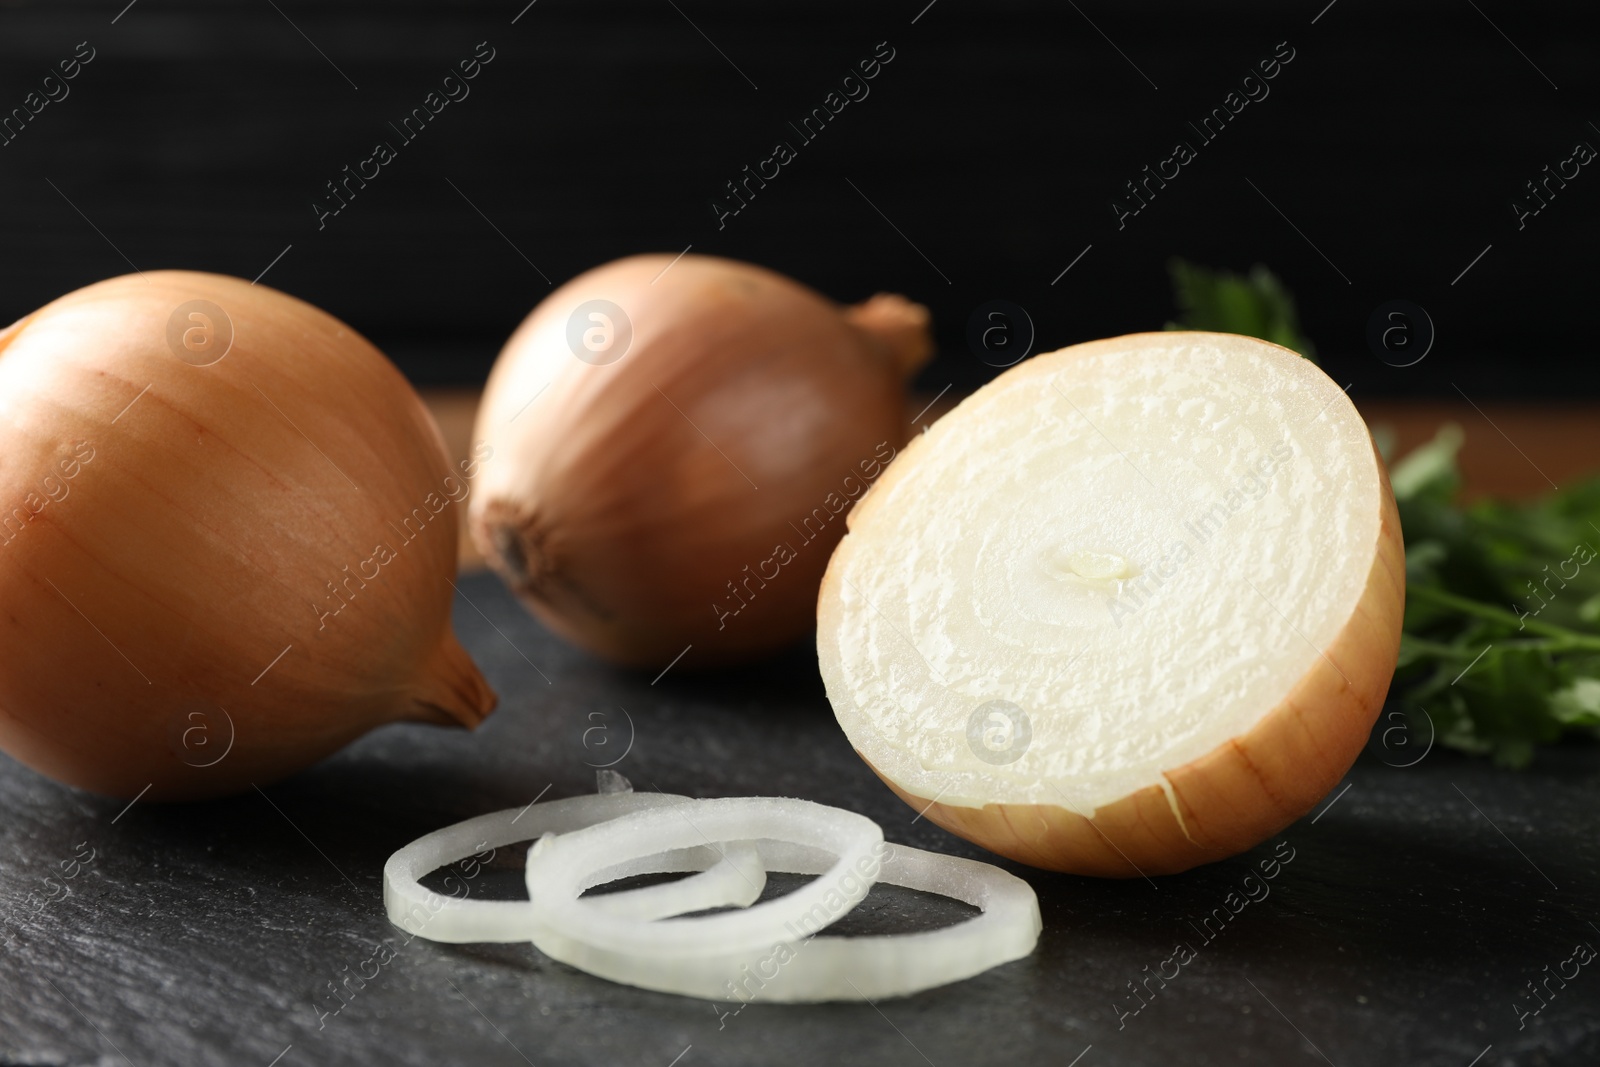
[2,572,1597,1067]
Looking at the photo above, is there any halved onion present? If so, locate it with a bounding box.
[523,798,882,956]
[528,839,1042,1003]
[383,793,762,943]
[817,332,1404,876]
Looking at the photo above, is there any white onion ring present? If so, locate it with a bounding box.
[526,839,1041,1002]
[524,797,884,956]
[583,843,766,922]
[383,793,764,943]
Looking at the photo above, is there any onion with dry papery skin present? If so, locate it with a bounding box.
[818,332,1404,876]
[470,254,932,668]
[0,271,495,801]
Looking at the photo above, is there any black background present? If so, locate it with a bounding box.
[1,0,1594,396]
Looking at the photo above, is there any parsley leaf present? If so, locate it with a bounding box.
[1165,259,1316,361]
[1390,426,1600,766]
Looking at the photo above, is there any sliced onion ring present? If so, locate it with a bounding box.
[384,793,764,943]
[584,843,766,922]
[525,797,884,956]
[528,839,1041,1002]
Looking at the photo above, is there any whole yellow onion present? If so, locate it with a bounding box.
[0,272,495,800]
[469,253,933,669]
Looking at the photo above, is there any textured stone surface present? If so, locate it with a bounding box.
[2,573,1597,1066]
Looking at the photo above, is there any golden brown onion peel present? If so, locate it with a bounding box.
[0,272,495,800]
[817,332,1404,876]
[470,254,932,668]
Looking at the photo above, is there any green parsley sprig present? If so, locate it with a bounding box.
[1165,258,1316,359]
[1389,427,1600,766]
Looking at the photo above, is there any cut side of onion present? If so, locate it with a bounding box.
[527,839,1042,1003]
[384,793,762,943]
[523,797,883,956]
[817,332,1405,876]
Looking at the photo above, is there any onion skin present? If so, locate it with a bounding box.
[0,272,495,801]
[824,334,1406,877]
[470,253,931,668]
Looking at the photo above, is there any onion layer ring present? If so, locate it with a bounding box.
[384,793,764,943]
[527,839,1041,1002]
[583,843,766,922]
[524,797,884,956]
